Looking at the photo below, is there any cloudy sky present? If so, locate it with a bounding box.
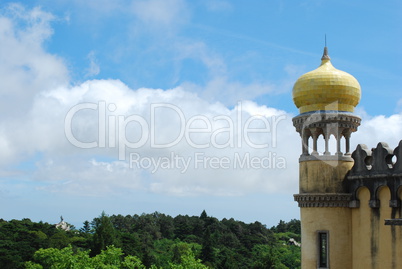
[0,0,401,228]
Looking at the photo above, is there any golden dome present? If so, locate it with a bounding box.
[292,47,361,114]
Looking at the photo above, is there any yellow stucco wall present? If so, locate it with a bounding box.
[300,207,352,269]
[351,187,402,269]
[299,160,354,193]
[299,160,402,268]
[299,160,354,268]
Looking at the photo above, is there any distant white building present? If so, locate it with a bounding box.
[55,216,71,231]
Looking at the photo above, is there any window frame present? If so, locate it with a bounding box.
[317,230,329,269]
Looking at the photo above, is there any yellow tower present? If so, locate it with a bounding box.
[293,47,361,268]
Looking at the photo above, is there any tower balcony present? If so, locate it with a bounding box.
[293,111,361,162]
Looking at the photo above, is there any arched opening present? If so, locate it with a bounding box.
[308,136,313,155]
[377,185,391,203]
[356,186,370,207]
[391,155,397,165]
[317,134,325,155]
[340,135,346,155]
[386,154,395,168]
[328,134,337,155]
[364,156,373,170]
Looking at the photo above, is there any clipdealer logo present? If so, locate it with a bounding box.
[129,151,286,173]
[64,101,287,170]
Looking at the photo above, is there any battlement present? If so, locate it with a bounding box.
[344,140,402,208]
[348,141,402,176]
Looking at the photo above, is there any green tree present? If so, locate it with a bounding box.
[121,255,146,269]
[172,244,182,264]
[92,245,123,267]
[26,245,147,269]
[119,232,141,257]
[276,244,301,269]
[216,247,240,269]
[91,211,119,256]
[286,219,301,235]
[0,212,299,269]
[201,226,215,265]
[169,249,208,269]
[251,244,281,269]
[80,220,91,234]
[49,231,69,249]
[200,210,208,220]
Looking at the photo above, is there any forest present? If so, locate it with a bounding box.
[0,211,301,268]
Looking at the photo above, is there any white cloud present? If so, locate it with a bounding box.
[0,5,302,196]
[4,3,55,44]
[353,112,402,151]
[34,157,144,197]
[0,3,68,119]
[15,80,299,197]
[131,0,189,29]
[181,77,275,106]
[85,51,100,77]
[175,40,227,77]
[1,3,401,202]
[173,40,278,105]
[0,4,68,165]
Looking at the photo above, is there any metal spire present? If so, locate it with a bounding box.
[321,34,330,60]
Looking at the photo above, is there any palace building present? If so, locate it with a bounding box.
[292,47,402,268]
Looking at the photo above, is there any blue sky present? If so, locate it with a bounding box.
[0,0,401,228]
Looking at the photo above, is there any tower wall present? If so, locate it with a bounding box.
[351,187,402,269]
[297,142,402,269]
[345,141,402,269]
[297,159,354,269]
[299,160,354,193]
[290,47,402,269]
[301,207,352,269]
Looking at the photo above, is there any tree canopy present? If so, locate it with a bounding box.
[0,212,300,268]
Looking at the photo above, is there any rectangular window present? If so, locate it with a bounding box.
[318,231,329,268]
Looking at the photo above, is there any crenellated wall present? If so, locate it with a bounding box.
[344,140,402,208]
[351,186,402,269]
[344,140,402,269]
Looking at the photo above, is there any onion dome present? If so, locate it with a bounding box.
[292,47,361,114]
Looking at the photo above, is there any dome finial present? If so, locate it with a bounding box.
[321,35,330,60]
[321,47,330,60]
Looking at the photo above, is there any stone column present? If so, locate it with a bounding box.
[302,130,310,156]
[311,128,319,156]
[336,129,343,156]
[344,130,352,155]
[324,129,330,155]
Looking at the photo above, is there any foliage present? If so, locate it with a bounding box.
[168,248,208,269]
[271,219,301,235]
[252,244,281,269]
[91,211,120,256]
[0,212,301,268]
[25,245,144,269]
[25,245,208,269]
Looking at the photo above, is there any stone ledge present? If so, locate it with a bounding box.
[346,173,402,180]
[292,112,361,133]
[385,219,402,226]
[294,193,352,208]
[299,154,354,162]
